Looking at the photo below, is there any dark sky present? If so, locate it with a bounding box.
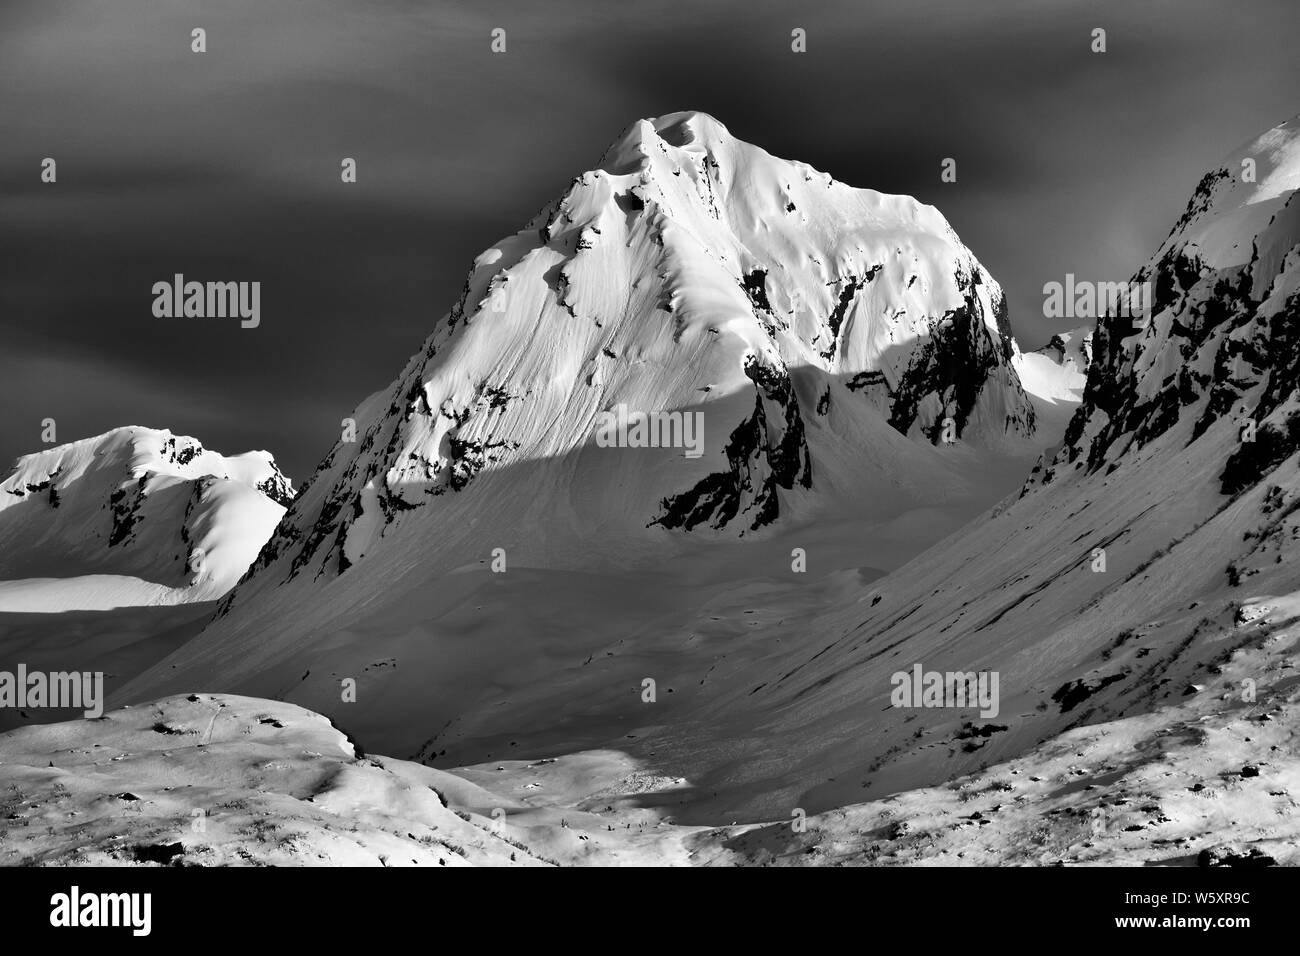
[2,0,1296,481]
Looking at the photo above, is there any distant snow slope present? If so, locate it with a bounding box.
[1011,325,1093,445]
[0,427,293,608]
[120,111,1063,713]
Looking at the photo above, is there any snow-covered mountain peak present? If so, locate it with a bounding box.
[1245,117,1300,202]
[597,111,731,171]
[2,425,293,506]
[1157,113,1300,272]
[535,110,1004,380]
[114,112,1065,708]
[231,112,1045,583]
[0,427,294,606]
[1053,113,1300,483]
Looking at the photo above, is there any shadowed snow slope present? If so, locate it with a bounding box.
[699,598,1300,866]
[0,427,293,608]
[6,599,1296,867]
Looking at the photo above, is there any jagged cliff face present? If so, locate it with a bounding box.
[1055,117,1300,488]
[231,111,1036,598]
[0,427,294,601]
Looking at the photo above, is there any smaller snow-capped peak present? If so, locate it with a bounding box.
[1012,325,1093,406]
[1157,114,1300,272]
[0,426,294,604]
[1048,111,1300,488]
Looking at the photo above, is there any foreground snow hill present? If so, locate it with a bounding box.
[0,427,294,609]
[119,110,1063,708]
[0,694,544,866]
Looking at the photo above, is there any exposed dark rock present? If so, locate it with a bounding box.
[652,355,811,533]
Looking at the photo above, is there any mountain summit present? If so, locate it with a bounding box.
[235,111,1039,583]
[119,112,1062,750]
[1059,114,1300,484]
